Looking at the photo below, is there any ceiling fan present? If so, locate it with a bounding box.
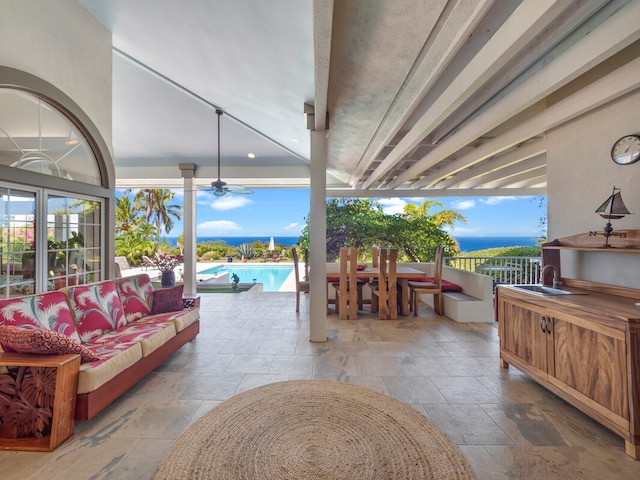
[208,108,253,196]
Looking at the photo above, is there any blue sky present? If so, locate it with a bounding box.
[117,189,546,239]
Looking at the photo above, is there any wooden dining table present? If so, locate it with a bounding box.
[325,264,427,316]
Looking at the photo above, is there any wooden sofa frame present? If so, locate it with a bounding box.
[75,320,199,420]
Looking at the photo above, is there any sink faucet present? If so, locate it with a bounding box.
[540,264,562,288]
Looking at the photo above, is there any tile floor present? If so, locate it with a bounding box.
[2,291,640,479]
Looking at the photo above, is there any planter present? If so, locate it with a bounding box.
[161,271,176,288]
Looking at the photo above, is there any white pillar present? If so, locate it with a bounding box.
[179,163,197,296]
[309,130,327,342]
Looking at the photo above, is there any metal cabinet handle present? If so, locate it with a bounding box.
[540,316,546,333]
[545,317,551,334]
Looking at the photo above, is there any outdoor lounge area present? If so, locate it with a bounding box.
[3,2,640,479]
[2,291,640,479]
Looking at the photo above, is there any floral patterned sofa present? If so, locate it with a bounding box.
[0,273,199,421]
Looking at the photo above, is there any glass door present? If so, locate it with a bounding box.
[0,187,36,298]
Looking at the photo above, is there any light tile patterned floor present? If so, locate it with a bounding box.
[2,291,640,479]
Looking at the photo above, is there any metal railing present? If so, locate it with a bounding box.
[445,256,542,286]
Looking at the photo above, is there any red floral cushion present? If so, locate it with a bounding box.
[0,291,81,343]
[0,325,99,363]
[67,281,127,343]
[407,277,463,292]
[150,285,184,315]
[116,274,154,321]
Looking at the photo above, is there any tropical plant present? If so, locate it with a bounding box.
[299,198,463,262]
[403,200,467,230]
[237,243,256,260]
[115,195,141,233]
[114,223,157,264]
[130,188,183,240]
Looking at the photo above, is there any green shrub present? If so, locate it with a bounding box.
[200,251,221,261]
[196,241,230,259]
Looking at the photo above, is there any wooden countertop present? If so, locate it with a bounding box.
[497,284,640,328]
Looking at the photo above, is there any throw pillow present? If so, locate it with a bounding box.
[150,285,184,315]
[0,325,99,363]
[0,291,82,343]
[116,274,154,321]
[67,282,127,343]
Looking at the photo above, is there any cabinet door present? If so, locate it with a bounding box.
[551,315,628,420]
[499,298,549,379]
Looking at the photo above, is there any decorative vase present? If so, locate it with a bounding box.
[161,271,175,288]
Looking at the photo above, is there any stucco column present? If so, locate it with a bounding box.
[309,130,327,342]
[180,163,197,296]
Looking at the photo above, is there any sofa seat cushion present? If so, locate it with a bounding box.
[0,291,81,342]
[131,307,199,333]
[116,274,154,322]
[0,325,99,363]
[66,282,127,343]
[78,342,142,394]
[89,322,176,357]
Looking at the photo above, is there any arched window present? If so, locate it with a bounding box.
[0,88,101,185]
[0,84,111,298]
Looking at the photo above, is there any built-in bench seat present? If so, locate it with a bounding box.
[405,264,493,323]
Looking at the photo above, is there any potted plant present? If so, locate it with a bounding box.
[156,254,182,287]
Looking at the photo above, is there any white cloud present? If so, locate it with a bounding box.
[209,196,253,211]
[480,196,517,205]
[452,199,476,210]
[197,220,242,235]
[376,198,407,214]
[284,222,300,231]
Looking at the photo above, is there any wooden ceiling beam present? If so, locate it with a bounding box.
[386,2,640,189]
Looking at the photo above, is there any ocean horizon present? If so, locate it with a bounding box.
[163,235,541,252]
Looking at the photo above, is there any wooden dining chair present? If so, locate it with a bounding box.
[292,247,309,312]
[332,246,359,319]
[408,246,444,316]
[369,248,398,320]
[371,246,379,268]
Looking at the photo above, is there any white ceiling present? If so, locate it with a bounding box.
[80,0,640,196]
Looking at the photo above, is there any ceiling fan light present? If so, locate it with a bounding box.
[213,189,226,197]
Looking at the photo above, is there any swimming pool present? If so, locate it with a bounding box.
[198,264,294,292]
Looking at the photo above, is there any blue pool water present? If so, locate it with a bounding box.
[198,264,294,292]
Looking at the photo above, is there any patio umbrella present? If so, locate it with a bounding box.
[268,236,275,252]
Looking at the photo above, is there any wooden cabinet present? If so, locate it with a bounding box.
[497,287,640,459]
[499,298,550,381]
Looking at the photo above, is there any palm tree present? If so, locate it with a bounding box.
[403,200,467,230]
[115,195,141,233]
[132,189,183,240]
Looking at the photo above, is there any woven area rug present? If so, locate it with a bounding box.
[153,380,476,480]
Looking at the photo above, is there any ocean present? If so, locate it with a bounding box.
[163,235,540,252]
[454,236,540,252]
[164,236,301,248]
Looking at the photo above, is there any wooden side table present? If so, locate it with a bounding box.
[182,295,201,308]
[0,353,80,451]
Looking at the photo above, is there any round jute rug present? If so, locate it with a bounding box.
[153,380,476,480]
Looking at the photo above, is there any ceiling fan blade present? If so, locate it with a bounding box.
[224,185,254,194]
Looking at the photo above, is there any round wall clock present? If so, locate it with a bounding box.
[611,134,640,165]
